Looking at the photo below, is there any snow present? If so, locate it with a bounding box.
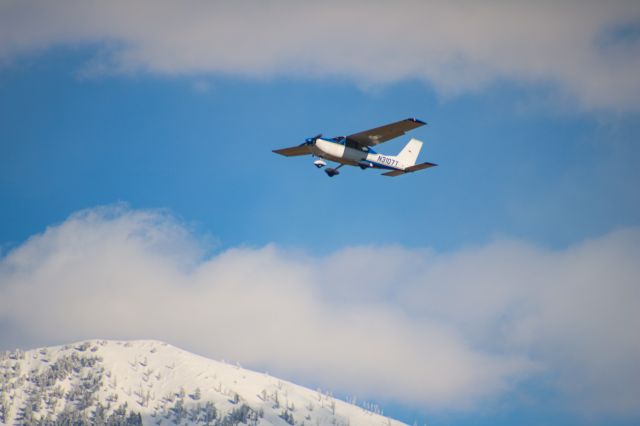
[0,339,406,425]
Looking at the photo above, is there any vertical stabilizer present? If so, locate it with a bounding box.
[396,138,423,166]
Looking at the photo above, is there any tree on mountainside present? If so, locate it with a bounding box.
[171,395,186,423]
[0,395,8,423]
[202,401,217,425]
[92,402,107,425]
[125,411,143,425]
[279,408,294,425]
[191,387,201,400]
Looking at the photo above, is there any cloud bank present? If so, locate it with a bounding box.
[1,206,639,416]
[1,1,639,112]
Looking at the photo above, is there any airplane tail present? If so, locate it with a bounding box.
[396,138,423,166]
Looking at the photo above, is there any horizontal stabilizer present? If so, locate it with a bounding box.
[382,162,437,177]
[382,170,405,177]
[273,145,312,157]
[405,161,437,172]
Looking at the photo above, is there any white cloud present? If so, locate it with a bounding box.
[0,1,639,112]
[1,206,639,416]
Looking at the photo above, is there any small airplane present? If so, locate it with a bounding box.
[273,118,437,177]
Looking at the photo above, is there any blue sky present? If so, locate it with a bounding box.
[1,2,640,425]
[3,49,638,254]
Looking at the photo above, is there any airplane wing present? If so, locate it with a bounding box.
[346,118,426,148]
[273,145,312,157]
[382,161,437,177]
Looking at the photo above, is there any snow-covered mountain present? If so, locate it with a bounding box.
[0,340,406,425]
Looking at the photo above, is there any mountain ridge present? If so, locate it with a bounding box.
[0,339,406,425]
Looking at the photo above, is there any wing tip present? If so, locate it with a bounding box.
[408,117,427,125]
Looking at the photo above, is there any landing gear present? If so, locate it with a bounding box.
[324,164,343,177]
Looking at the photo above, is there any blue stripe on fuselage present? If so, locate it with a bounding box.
[369,161,400,171]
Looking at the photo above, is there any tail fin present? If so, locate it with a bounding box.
[396,138,423,166]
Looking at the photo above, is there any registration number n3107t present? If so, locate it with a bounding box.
[378,156,398,167]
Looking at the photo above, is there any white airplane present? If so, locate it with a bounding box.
[273,118,437,177]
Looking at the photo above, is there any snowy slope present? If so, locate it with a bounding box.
[0,340,406,425]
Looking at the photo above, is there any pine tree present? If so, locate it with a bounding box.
[279,408,295,425]
[126,411,143,425]
[202,401,217,425]
[93,402,107,426]
[172,397,186,423]
[0,395,7,423]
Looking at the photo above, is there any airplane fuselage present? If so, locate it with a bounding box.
[311,139,406,171]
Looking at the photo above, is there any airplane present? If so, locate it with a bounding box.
[272,118,437,177]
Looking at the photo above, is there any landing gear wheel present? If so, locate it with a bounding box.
[325,168,340,177]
